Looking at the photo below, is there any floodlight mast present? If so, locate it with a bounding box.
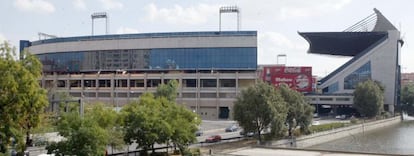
[91,12,108,35]
[38,32,57,40]
[219,6,241,31]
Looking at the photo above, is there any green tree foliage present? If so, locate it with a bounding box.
[122,80,200,155]
[353,80,384,118]
[46,104,120,156]
[401,84,414,115]
[0,42,48,154]
[401,84,414,105]
[85,103,124,153]
[233,81,287,143]
[167,103,200,154]
[46,112,108,156]
[121,93,173,154]
[155,80,178,101]
[278,84,314,136]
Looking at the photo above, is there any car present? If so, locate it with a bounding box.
[312,120,320,125]
[195,130,203,136]
[225,125,239,132]
[205,135,222,143]
[240,130,255,137]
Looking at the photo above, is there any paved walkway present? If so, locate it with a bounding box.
[227,147,394,156]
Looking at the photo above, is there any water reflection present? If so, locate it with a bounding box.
[309,120,414,155]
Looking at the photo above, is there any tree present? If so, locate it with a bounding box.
[121,93,173,155]
[156,80,200,154]
[155,80,178,101]
[167,102,200,154]
[353,80,384,118]
[85,103,124,153]
[278,84,314,136]
[0,42,48,154]
[46,112,108,156]
[401,84,414,115]
[233,81,287,143]
[46,103,121,156]
[121,80,200,155]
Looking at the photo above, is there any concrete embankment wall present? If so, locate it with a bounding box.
[271,116,401,148]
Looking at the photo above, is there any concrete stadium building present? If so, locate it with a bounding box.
[20,31,258,120]
[301,9,403,115]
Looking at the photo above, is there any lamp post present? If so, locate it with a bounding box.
[115,69,126,111]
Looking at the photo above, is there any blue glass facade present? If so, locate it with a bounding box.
[344,61,371,89]
[322,81,339,93]
[36,47,257,72]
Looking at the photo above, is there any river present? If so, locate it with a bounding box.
[309,117,414,155]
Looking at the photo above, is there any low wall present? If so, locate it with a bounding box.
[271,116,401,148]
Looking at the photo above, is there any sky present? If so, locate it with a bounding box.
[0,0,413,77]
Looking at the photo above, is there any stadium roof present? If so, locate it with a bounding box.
[298,32,387,56]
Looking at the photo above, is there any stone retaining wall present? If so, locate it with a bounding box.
[271,116,401,148]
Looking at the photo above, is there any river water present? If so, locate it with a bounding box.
[309,117,414,155]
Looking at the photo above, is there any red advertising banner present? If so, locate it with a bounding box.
[262,66,312,92]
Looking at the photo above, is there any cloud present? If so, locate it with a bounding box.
[0,33,6,43]
[258,31,308,64]
[14,0,55,14]
[144,3,219,25]
[99,0,123,10]
[116,27,139,34]
[278,0,351,20]
[73,0,87,10]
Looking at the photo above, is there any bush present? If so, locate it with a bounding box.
[350,117,358,124]
[182,148,200,156]
[310,122,346,133]
[292,128,302,137]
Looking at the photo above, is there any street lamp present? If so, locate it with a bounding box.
[115,69,126,111]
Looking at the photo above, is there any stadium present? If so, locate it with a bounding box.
[301,8,403,115]
[20,31,257,120]
[20,8,402,119]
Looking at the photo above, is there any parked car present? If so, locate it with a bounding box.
[195,130,203,136]
[336,114,347,120]
[239,130,255,137]
[225,125,239,132]
[205,135,222,143]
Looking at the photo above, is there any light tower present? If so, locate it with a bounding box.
[219,6,241,31]
[91,12,108,35]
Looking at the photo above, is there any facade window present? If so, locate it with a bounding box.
[130,79,145,87]
[98,80,111,87]
[70,80,81,87]
[84,80,96,87]
[319,98,333,101]
[322,82,339,93]
[200,93,216,98]
[57,80,66,88]
[98,92,111,97]
[115,79,128,87]
[201,79,217,88]
[182,93,196,98]
[219,93,236,98]
[219,79,236,87]
[344,62,371,89]
[130,92,142,98]
[69,92,81,97]
[336,98,350,101]
[147,79,161,87]
[183,79,197,87]
[36,47,256,73]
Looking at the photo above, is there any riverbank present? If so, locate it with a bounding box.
[269,116,401,148]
